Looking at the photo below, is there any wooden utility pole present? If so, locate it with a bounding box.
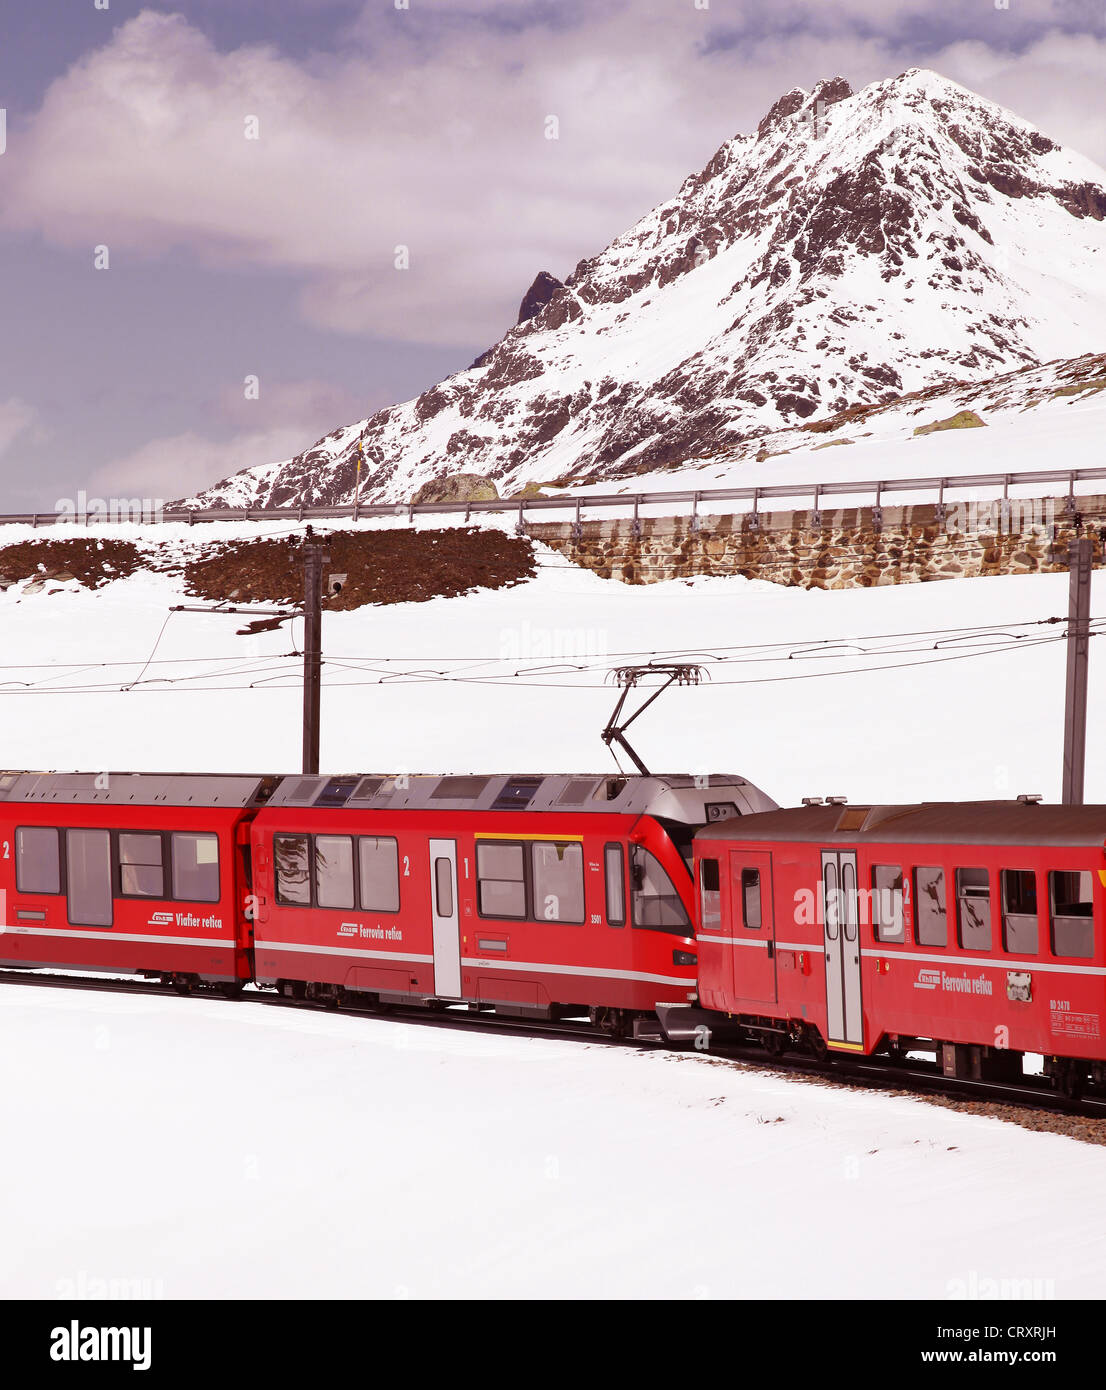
[1061,536,1093,805]
[302,530,325,774]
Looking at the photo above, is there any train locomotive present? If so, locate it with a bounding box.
[0,769,773,1041]
[2,769,1105,1098]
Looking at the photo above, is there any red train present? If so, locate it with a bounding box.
[2,771,1104,1096]
[670,798,1106,1096]
[0,770,771,1040]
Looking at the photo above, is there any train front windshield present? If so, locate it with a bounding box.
[630,845,691,934]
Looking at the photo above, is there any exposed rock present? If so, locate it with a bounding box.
[517,271,565,324]
[1053,377,1106,398]
[411,472,500,505]
[913,409,987,436]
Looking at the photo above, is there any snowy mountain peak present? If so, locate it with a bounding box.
[756,74,853,140]
[188,70,1106,509]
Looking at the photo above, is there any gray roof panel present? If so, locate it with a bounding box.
[0,772,276,809]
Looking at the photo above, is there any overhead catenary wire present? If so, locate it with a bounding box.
[0,610,1089,674]
[0,626,1087,696]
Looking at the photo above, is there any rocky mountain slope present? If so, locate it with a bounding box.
[186,68,1106,509]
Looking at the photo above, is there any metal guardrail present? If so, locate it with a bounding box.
[4,465,1106,532]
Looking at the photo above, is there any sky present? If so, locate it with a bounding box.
[1,0,1105,510]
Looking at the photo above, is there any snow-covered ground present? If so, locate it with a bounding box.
[2,529,1104,1298]
[0,982,1097,1300]
[563,364,1106,509]
[0,518,1102,806]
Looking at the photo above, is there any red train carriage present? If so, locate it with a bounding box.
[670,800,1106,1095]
[250,772,776,1037]
[0,772,271,993]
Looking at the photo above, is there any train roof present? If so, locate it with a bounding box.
[697,801,1106,849]
[261,771,778,823]
[0,771,276,809]
[0,770,778,824]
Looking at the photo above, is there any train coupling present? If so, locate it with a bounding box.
[655,1003,744,1047]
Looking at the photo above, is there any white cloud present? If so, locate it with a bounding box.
[91,425,314,501]
[0,397,43,458]
[87,375,379,500]
[214,377,367,432]
[3,6,1103,351]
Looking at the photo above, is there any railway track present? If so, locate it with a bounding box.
[707,1039,1106,1119]
[4,967,1105,1124]
[0,969,629,1048]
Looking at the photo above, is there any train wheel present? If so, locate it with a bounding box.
[589,1007,627,1040]
[169,974,195,997]
[764,1031,787,1058]
[1054,1060,1085,1101]
[806,1028,828,1062]
[219,981,246,1000]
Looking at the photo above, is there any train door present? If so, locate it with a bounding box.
[429,838,461,998]
[727,850,777,1003]
[820,850,863,1047]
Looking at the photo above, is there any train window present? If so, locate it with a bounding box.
[119,832,165,898]
[434,858,454,917]
[273,835,311,906]
[1001,869,1038,955]
[531,841,585,923]
[315,835,355,910]
[66,828,113,928]
[913,866,947,947]
[1050,870,1095,959]
[15,826,61,895]
[699,858,721,932]
[630,846,691,935]
[358,837,400,913]
[476,841,527,919]
[840,860,857,942]
[172,833,220,903]
[605,844,626,927]
[955,868,992,951]
[823,859,839,942]
[872,865,904,943]
[742,869,762,930]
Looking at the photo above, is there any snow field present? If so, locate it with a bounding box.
[1,983,1099,1299]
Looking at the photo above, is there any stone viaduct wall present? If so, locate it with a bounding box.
[529,493,1106,588]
